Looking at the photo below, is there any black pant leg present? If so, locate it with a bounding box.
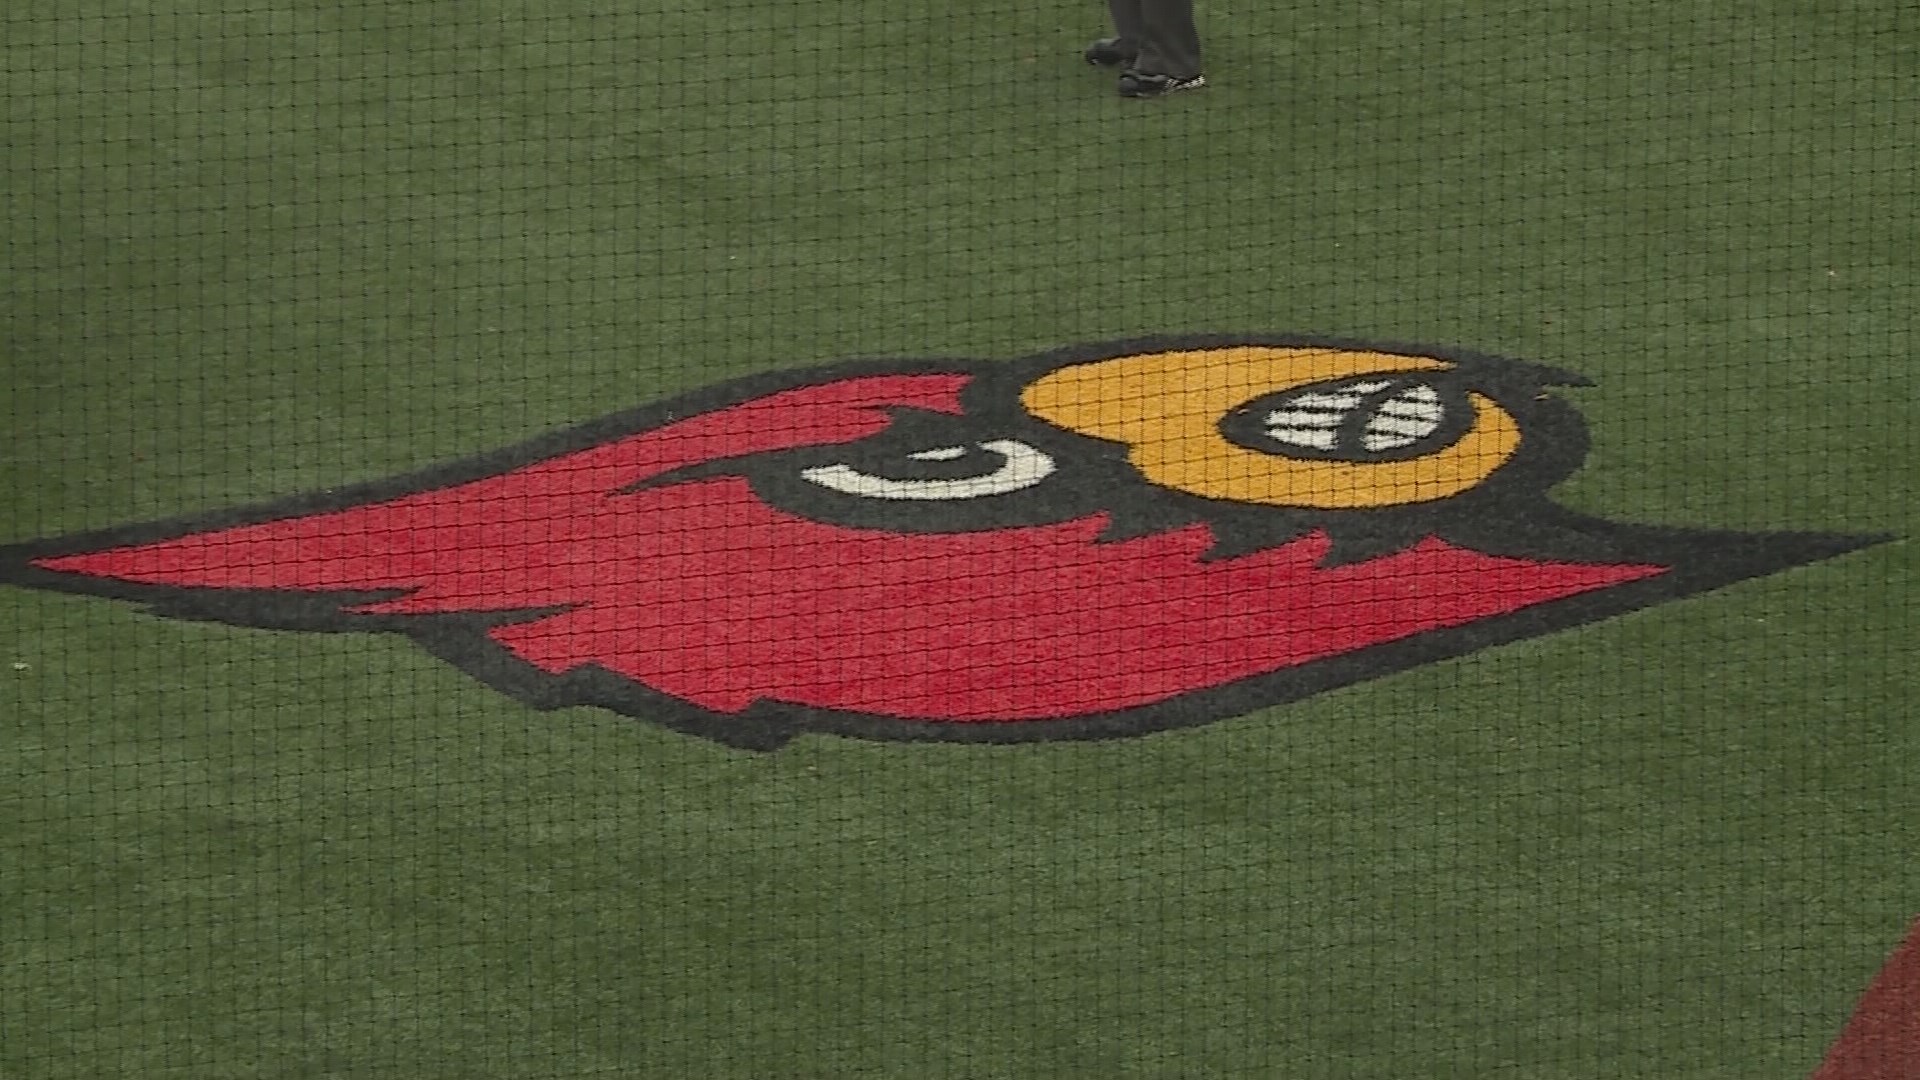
[1106,0,1146,54]
[1133,0,1202,78]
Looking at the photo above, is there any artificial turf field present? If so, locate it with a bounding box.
[1,0,1916,1077]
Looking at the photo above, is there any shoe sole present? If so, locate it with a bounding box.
[1118,75,1207,97]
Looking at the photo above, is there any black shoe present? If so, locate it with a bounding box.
[1083,37,1137,66]
[1118,71,1207,97]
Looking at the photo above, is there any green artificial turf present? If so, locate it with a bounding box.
[2,0,1915,1076]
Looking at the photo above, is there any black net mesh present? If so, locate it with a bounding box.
[2,2,1914,1077]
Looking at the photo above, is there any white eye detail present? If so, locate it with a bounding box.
[800,440,1056,500]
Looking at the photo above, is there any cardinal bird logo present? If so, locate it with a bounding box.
[0,336,1880,748]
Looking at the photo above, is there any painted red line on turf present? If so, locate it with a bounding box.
[1812,917,1920,1080]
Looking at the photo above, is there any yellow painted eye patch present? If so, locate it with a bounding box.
[1019,346,1523,509]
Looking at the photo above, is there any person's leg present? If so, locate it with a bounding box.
[1106,0,1146,54]
[1131,0,1202,78]
[1085,0,1144,64]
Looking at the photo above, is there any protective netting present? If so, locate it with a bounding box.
[2,2,1915,1077]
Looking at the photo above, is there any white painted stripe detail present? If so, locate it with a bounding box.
[1264,408,1347,428]
[1365,413,1442,438]
[1265,427,1340,450]
[801,440,1055,500]
[1377,394,1443,419]
[1361,433,1419,451]
[1286,393,1363,412]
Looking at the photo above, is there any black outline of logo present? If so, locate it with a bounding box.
[0,335,1888,750]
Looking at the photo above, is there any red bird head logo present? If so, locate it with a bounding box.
[0,336,1878,748]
